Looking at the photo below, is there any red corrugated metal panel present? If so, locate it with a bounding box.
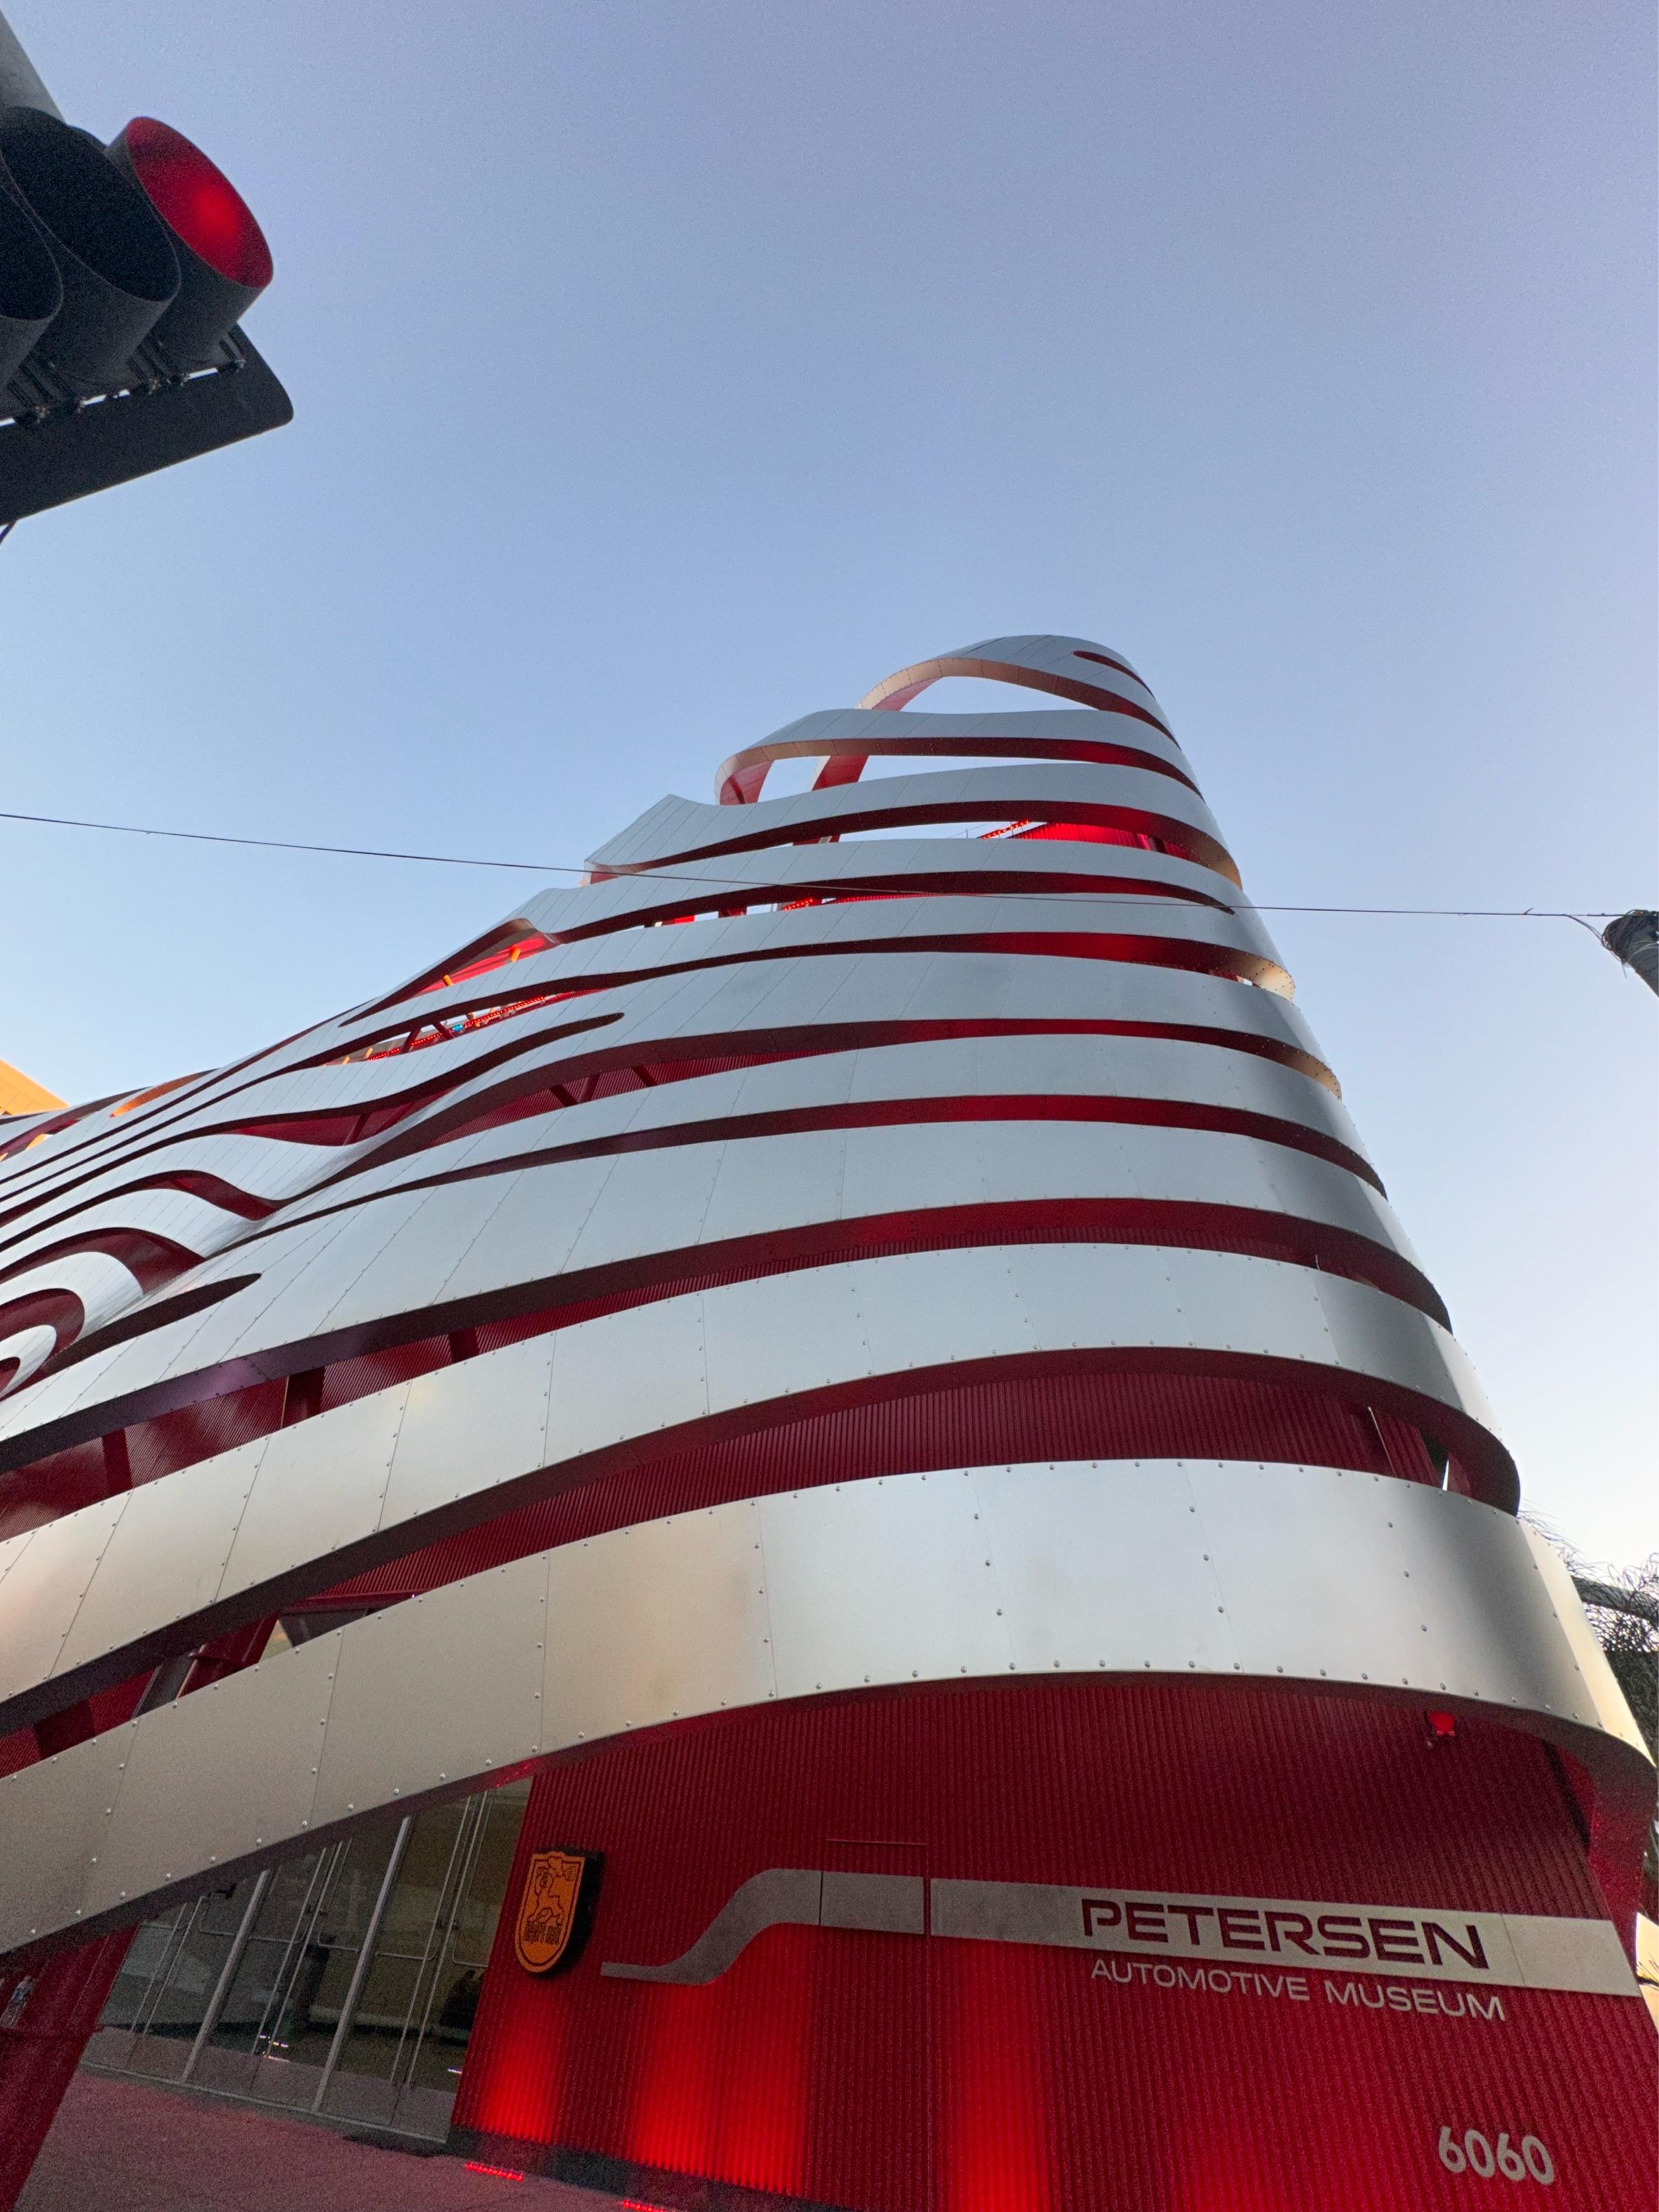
[126,1377,284,1487]
[0,1436,106,1541]
[452,1682,1656,2211]
[318,1334,454,1412]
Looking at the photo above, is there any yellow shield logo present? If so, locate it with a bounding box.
[514,1848,599,1975]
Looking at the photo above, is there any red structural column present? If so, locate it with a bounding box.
[0,1688,142,2204]
[0,1930,135,2211]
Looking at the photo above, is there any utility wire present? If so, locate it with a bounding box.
[0,806,1618,923]
[0,808,559,874]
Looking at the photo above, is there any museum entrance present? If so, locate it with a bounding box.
[84,1780,528,2143]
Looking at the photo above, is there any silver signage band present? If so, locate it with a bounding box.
[601,1869,1639,2000]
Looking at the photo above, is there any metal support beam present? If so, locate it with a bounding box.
[181,1868,271,2084]
[310,1817,412,2115]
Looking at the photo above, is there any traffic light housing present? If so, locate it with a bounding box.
[0,106,289,524]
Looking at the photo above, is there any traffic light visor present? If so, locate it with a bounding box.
[0,187,62,386]
[115,118,270,290]
[0,106,178,393]
[107,117,271,366]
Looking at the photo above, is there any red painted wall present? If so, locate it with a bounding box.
[454,1681,1656,2211]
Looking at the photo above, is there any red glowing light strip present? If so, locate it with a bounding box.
[464,2160,526,2180]
[416,933,555,995]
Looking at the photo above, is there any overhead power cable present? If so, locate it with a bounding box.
[0,806,1619,924]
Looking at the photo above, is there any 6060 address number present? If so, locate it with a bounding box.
[1438,2128,1554,2184]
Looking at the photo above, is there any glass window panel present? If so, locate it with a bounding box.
[100,1905,194,2034]
[93,1780,526,2128]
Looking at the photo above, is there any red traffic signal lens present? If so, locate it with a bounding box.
[117,117,271,290]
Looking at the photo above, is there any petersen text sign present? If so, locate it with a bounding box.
[930,1880,1637,1998]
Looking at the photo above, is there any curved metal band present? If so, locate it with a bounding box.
[0,1231,1516,1729]
[194,1113,1432,1327]
[855,633,1166,723]
[375,1034,1375,1183]
[585,763,1239,886]
[0,1460,1645,1961]
[0,1035,1380,1328]
[0,953,1356,1445]
[513,833,1242,944]
[715,705,1199,804]
[3,945,1335,1215]
[0,1212,1498,1504]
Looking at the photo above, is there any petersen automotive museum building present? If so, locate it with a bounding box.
[0,636,1651,2209]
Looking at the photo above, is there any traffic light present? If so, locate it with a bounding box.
[0,105,288,524]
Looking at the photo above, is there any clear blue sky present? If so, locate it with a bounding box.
[2,2,1653,1566]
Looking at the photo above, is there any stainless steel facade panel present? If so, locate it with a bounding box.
[0,1463,1645,1955]
[0,1325,60,1398]
[540,1504,777,1741]
[92,1633,340,1909]
[547,1144,730,1283]
[377,1337,554,1530]
[0,1490,130,1695]
[820,1872,926,1938]
[253,1183,506,1344]
[216,1388,408,1599]
[544,1285,708,1456]
[699,1265,871,1409]
[973,1463,1238,1678]
[761,1471,1016,1694]
[2,1725,132,1943]
[309,1555,549,1824]
[51,1439,268,1679]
